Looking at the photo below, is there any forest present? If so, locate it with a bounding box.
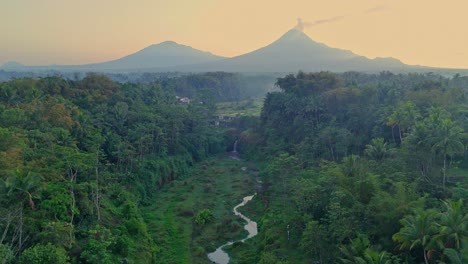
[0,73,227,263]
[232,71,468,264]
[0,71,467,263]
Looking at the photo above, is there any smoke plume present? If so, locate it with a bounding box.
[295,5,385,32]
[294,16,346,32]
[295,18,305,31]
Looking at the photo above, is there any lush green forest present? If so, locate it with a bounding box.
[231,71,468,263]
[0,71,277,102]
[0,71,467,263]
[0,74,229,263]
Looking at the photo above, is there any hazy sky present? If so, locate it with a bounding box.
[1,0,468,68]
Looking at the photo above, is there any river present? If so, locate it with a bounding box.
[207,194,258,264]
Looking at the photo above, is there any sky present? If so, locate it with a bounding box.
[1,0,468,69]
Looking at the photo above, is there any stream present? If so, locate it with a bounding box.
[207,194,258,264]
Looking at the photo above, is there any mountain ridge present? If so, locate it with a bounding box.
[0,29,450,73]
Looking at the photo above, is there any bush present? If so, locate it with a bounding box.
[195,209,214,225]
[18,243,69,264]
[0,244,14,264]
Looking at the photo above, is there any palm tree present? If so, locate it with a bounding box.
[429,119,465,189]
[405,122,434,181]
[364,138,394,161]
[393,209,438,264]
[442,243,468,264]
[6,170,43,210]
[436,200,468,250]
[5,170,43,251]
[386,101,421,143]
[339,234,397,264]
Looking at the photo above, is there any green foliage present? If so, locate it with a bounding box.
[299,220,329,261]
[436,200,468,250]
[0,244,14,264]
[339,234,400,264]
[5,170,43,209]
[442,244,468,264]
[364,138,395,160]
[18,243,69,264]
[258,251,291,264]
[240,71,468,263]
[392,199,468,263]
[80,225,114,264]
[0,74,227,263]
[195,208,214,225]
[1,71,468,264]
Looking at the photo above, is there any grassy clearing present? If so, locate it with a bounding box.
[143,154,259,263]
[216,98,264,117]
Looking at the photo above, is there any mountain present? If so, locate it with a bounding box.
[1,41,225,72]
[83,41,225,71]
[1,61,26,70]
[180,29,409,72]
[0,29,439,74]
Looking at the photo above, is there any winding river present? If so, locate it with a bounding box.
[207,194,258,264]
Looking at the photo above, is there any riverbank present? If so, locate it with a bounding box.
[142,154,258,263]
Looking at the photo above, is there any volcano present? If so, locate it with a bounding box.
[185,29,408,72]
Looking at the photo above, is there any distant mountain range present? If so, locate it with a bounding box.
[0,29,461,73]
[178,29,410,72]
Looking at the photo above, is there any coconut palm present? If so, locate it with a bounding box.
[435,200,468,250]
[339,234,397,264]
[6,170,43,210]
[393,208,438,264]
[364,137,395,161]
[428,119,465,189]
[441,243,468,264]
[5,170,43,251]
[405,122,434,181]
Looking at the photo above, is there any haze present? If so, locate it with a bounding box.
[1,0,468,69]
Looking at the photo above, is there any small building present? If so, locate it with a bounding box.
[176,96,191,104]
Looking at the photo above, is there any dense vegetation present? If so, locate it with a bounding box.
[0,71,277,102]
[231,71,468,263]
[0,74,228,263]
[0,71,467,263]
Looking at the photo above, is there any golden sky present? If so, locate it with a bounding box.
[1,0,468,69]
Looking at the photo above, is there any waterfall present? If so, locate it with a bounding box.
[229,140,240,160]
[233,140,238,153]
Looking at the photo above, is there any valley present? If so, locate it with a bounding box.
[1,3,468,262]
[143,155,258,264]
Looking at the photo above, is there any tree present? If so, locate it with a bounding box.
[339,234,398,264]
[0,243,14,264]
[265,153,298,209]
[81,225,114,264]
[428,118,465,189]
[393,208,438,264]
[364,138,394,161]
[386,101,420,143]
[18,243,69,264]
[4,170,43,252]
[300,220,328,263]
[442,243,468,264]
[436,200,468,250]
[194,209,213,225]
